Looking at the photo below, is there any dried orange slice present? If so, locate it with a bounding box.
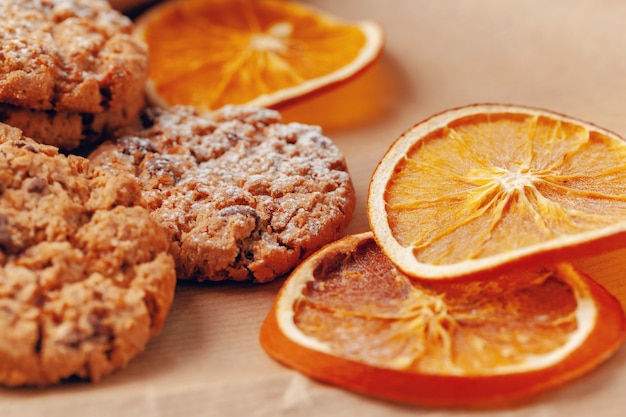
[134,0,384,112]
[259,232,626,407]
[368,104,626,280]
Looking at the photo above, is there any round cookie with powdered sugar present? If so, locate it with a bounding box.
[0,123,176,386]
[89,105,356,283]
[0,0,147,150]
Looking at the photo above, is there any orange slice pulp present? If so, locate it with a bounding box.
[368,104,626,280]
[260,232,626,407]
[134,0,384,112]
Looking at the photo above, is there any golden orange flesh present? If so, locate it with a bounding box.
[368,104,626,279]
[136,0,383,112]
[294,237,587,375]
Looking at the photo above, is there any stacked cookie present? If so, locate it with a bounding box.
[0,0,355,385]
[0,0,148,151]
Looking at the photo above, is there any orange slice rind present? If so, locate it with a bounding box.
[367,104,626,280]
[134,0,384,113]
[260,232,626,407]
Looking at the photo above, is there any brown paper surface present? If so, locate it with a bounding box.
[3,0,626,415]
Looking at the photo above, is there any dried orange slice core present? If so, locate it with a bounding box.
[134,0,384,112]
[368,104,626,279]
[260,232,626,406]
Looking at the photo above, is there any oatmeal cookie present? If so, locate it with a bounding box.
[0,123,176,386]
[0,0,148,150]
[89,105,356,283]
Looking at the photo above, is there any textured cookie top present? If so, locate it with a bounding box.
[89,106,356,283]
[0,0,148,112]
[0,123,176,386]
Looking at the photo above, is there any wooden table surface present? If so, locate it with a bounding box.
[3,1,626,416]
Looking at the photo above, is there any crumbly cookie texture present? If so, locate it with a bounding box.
[0,0,147,113]
[0,97,145,151]
[0,0,148,150]
[0,123,176,387]
[89,105,356,283]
